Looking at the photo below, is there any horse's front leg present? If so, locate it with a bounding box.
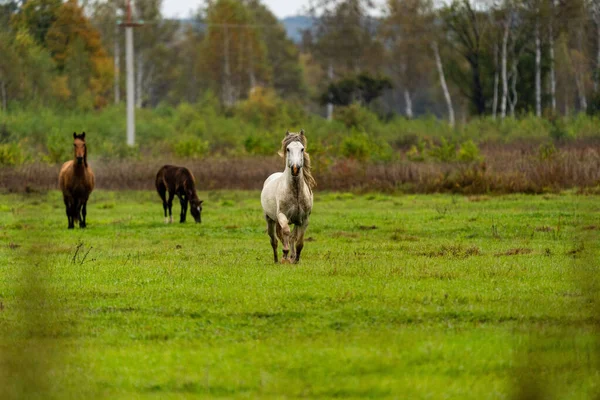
[64,196,74,229]
[277,213,291,263]
[80,199,87,228]
[179,196,187,223]
[293,220,309,264]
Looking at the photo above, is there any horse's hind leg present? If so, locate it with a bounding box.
[158,185,168,223]
[266,216,278,263]
[167,191,175,223]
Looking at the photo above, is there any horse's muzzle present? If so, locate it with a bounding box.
[76,157,84,164]
[291,165,300,176]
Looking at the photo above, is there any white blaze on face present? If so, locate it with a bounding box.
[287,142,304,175]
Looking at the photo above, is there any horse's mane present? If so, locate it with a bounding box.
[278,130,316,190]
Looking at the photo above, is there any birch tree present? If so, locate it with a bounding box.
[432,41,455,126]
[382,0,433,119]
[442,0,489,115]
[497,1,513,119]
[202,0,269,106]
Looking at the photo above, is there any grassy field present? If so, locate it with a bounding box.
[0,190,599,399]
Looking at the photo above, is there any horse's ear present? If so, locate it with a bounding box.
[300,129,305,136]
[199,200,204,204]
[81,132,85,139]
[286,130,290,136]
[73,132,77,139]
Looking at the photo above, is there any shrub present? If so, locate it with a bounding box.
[235,88,306,129]
[538,142,558,161]
[334,104,379,130]
[0,143,24,166]
[172,136,209,159]
[340,131,371,161]
[340,130,394,162]
[457,140,482,162]
[406,139,428,162]
[428,138,457,162]
[44,128,71,164]
[175,103,201,131]
[97,141,141,160]
[244,134,275,156]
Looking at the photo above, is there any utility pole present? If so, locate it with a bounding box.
[114,20,120,105]
[119,0,142,147]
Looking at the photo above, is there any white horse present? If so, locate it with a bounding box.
[261,130,316,263]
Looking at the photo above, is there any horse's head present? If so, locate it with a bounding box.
[73,132,87,165]
[286,141,305,177]
[190,198,204,223]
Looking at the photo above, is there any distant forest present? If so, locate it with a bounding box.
[1,0,600,122]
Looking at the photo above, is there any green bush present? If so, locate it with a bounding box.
[2,101,600,164]
[97,141,141,160]
[44,128,71,164]
[538,142,558,161]
[340,130,394,162]
[244,134,275,156]
[172,136,209,159]
[428,138,457,162]
[0,143,24,166]
[406,140,426,161]
[340,131,371,161]
[334,104,379,131]
[457,140,482,162]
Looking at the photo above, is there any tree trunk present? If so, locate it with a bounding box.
[471,55,485,115]
[1,80,6,112]
[404,89,413,119]
[326,63,333,121]
[576,29,588,111]
[222,26,233,107]
[574,72,587,111]
[509,58,518,117]
[114,23,120,104]
[549,20,556,111]
[501,14,510,119]
[431,41,455,127]
[136,53,143,108]
[535,19,542,117]
[596,24,600,92]
[248,40,256,92]
[492,43,499,119]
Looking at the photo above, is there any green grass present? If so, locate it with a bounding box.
[0,190,599,399]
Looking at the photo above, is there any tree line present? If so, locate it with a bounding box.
[1,0,599,122]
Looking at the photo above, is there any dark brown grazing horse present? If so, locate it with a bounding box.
[58,132,95,229]
[155,165,203,223]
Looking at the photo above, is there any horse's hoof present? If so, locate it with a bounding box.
[280,259,291,264]
[164,218,169,224]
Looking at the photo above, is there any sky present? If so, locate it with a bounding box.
[161,0,386,19]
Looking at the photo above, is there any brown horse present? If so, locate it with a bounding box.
[155,165,203,223]
[58,132,95,229]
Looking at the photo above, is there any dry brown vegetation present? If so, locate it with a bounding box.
[1,144,599,194]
